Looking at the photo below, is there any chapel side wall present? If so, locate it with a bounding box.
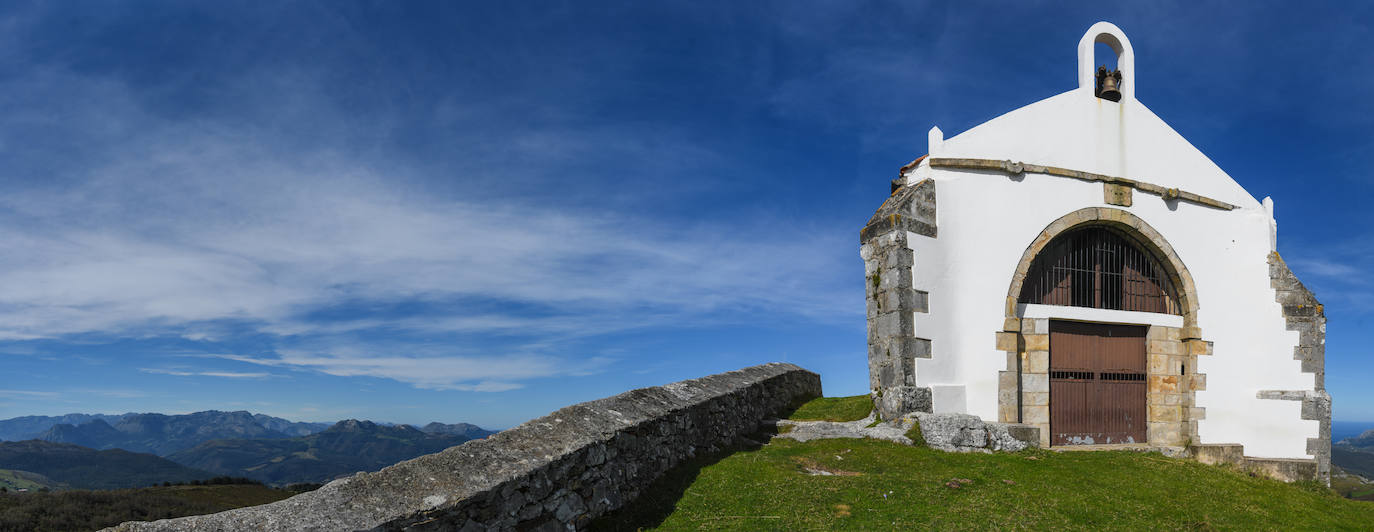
[922,164,1318,460]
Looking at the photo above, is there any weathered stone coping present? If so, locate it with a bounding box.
[1189,443,1319,483]
[105,363,821,532]
[926,157,1239,211]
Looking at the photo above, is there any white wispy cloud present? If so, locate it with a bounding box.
[139,368,273,379]
[0,19,860,393]
[1289,258,1364,280]
[0,389,60,399]
[210,350,609,392]
[0,67,856,342]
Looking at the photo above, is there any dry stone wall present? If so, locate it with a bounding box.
[106,363,821,532]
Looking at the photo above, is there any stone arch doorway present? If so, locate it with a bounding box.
[995,207,1211,448]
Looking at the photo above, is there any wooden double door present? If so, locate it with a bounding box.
[1049,320,1147,446]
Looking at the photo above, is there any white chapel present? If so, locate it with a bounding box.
[862,22,1329,482]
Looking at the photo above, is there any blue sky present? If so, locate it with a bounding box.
[0,2,1369,429]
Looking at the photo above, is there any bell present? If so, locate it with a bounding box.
[1095,65,1123,102]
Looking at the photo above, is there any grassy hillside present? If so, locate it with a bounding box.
[785,395,872,422]
[0,483,296,532]
[0,441,214,490]
[1334,447,1374,479]
[594,396,1374,530]
[0,469,59,491]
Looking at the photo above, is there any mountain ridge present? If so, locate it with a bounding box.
[167,419,485,484]
[0,440,214,490]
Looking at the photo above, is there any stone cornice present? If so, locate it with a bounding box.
[926,157,1239,211]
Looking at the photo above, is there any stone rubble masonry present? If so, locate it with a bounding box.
[104,363,822,532]
[898,413,1039,453]
[862,178,937,420]
[1261,251,1330,485]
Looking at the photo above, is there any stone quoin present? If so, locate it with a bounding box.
[861,22,1329,483]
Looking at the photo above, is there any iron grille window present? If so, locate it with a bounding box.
[1100,372,1146,382]
[1020,226,1181,315]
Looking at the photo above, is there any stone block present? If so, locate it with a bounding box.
[878,362,898,388]
[998,371,1017,393]
[1146,325,1171,340]
[895,337,932,360]
[1148,354,1169,374]
[1189,443,1243,466]
[875,311,914,339]
[995,331,1019,352]
[1151,405,1182,423]
[1148,422,1183,445]
[1104,183,1133,206]
[1244,457,1318,482]
[1301,391,1331,421]
[1019,318,1048,335]
[997,401,1017,423]
[987,422,1038,452]
[1021,373,1048,393]
[1003,317,1021,332]
[914,413,987,451]
[882,287,924,314]
[912,290,929,313]
[1023,391,1049,406]
[1023,334,1049,351]
[1187,339,1209,356]
[1190,374,1207,392]
[1188,407,1206,420]
[1179,326,1200,341]
[884,248,914,268]
[1148,340,1183,356]
[1149,375,1180,393]
[878,267,912,290]
[875,385,932,420]
[1025,350,1049,374]
[1022,405,1049,425]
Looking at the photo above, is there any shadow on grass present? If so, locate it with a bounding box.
[587,405,803,531]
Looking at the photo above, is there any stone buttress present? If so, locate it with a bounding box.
[861,177,936,420]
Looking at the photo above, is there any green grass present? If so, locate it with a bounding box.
[594,438,1374,531]
[0,483,297,531]
[786,395,873,422]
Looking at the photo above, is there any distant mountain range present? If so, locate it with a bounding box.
[1333,428,1374,479]
[419,422,494,440]
[33,411,332,456]
[0,440,214,490]
[168,420,488,484]
[0,413,128,442]
[0,411,496,486]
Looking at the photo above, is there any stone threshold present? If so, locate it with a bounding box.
[1051,443,1188,457]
